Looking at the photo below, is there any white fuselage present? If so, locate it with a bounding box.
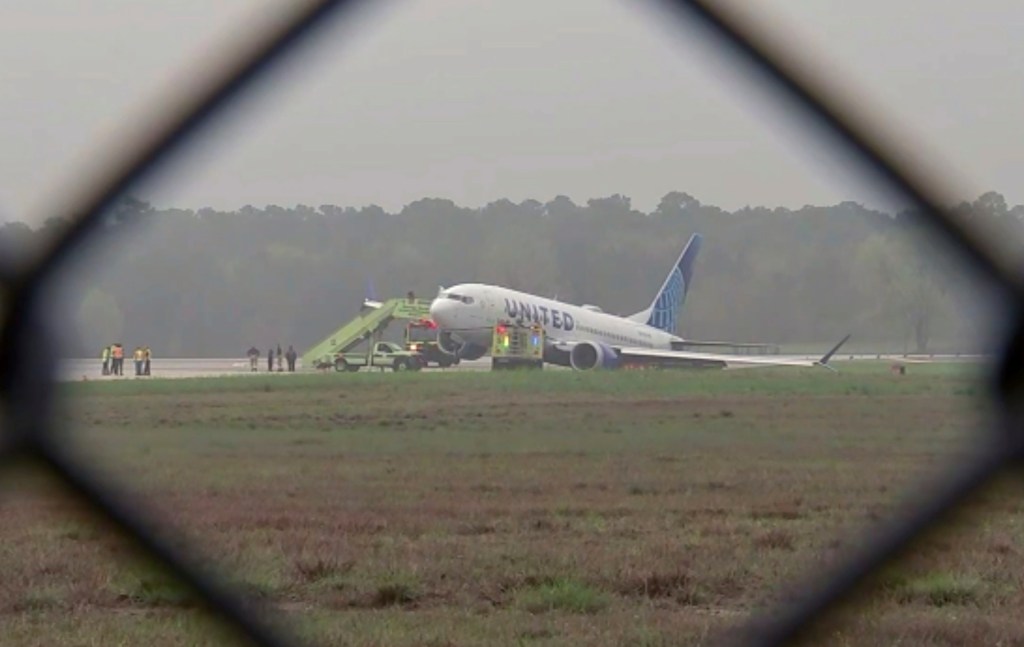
[429,283,680,351]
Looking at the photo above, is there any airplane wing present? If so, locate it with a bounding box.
[555,334,851,371]
[670,339,780,353]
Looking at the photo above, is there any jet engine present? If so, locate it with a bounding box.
[457,343,487,361]
[437,330,488,361]
[543,343,571,367]
[437,330,461,355]
[569,341,620,370]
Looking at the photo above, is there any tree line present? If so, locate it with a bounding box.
[1,190,1015,358]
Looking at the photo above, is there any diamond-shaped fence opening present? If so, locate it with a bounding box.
[0,1,1019,645]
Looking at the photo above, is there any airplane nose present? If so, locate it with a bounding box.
[429,298,450,325]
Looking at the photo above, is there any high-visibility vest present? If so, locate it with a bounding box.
[134,349,143,361]
[101,348,109,360]
[112,346,123,359]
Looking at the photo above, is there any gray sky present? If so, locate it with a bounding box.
[2,0,1021,223]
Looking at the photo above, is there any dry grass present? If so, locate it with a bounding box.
[0,364,1015,645]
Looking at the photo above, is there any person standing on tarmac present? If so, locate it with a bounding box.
[247,346,260,372]
[276,344,283,372]
[285,345,297,372]
[112,344,124,376]
[101,345,110,376]
[267,346,275,373]
[133,346,144,376]
[143,346,152,376]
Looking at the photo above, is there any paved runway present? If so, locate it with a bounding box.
[58,357,493,381]
[57,353,988,382]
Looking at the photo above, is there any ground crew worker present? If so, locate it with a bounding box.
[101,345,110,376]
[285,345,297,372]
[276,344,283,372]
[133,346,144,376]
[247,346,260,372]
[268,346,274,372]
[112,343,124,375]
[143,346,151,376]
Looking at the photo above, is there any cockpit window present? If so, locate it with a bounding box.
[446,293,474,304]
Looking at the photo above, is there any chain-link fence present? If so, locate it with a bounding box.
[1,1,1015,645]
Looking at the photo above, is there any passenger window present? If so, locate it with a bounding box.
[463,296,474,304]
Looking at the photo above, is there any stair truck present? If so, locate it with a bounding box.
[491,320,544,370]
[303,298,433,371]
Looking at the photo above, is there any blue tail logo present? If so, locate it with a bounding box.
[644,233,702,334]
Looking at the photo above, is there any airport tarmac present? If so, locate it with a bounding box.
[56,354,988,382]
[58,357,493,381]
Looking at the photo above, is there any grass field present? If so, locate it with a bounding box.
[2,362,1020,646]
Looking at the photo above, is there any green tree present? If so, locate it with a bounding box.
[654,191,700,220]
[858,234,947,353]
[6,190,1001,356]
[75,288,124,349]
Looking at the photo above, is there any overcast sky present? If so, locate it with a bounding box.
[2,0,1022,223]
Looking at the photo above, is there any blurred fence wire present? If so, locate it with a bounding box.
[0,0,1016,645]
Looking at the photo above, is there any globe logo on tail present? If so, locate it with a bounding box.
[649,267,684,334]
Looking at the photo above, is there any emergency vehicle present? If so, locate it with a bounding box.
[491,320,544,370]
[404,318,457,368]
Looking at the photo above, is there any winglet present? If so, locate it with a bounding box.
[815,334,852,370]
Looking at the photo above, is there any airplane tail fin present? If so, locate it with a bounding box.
[365,276,378,302]
[629,233,703,333]
[361,277,383,309]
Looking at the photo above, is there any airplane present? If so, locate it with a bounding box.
[426,233,850,370]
